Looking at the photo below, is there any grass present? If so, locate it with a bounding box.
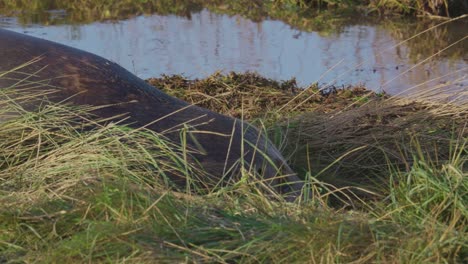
[1,2,466,261]
[146,72,384,121]
[1,71,466,262]
[1,0,467,28]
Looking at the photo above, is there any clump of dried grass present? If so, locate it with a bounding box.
[147,72,384,120]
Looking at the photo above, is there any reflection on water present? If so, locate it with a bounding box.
[0,9,466,98]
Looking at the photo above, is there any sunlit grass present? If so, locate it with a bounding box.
[1,70,466,262]
[0,0,466,260]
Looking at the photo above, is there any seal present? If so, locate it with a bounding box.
[0,28,304,200]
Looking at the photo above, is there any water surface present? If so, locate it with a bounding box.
[1,9,466,99]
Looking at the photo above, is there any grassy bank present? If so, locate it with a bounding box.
[149,73,467,205]
[1,73,466,262]
[1,0,467,27]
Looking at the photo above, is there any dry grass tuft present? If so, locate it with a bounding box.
[147,72,385,120]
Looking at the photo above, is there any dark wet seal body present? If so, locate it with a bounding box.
[0,28,304,200]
